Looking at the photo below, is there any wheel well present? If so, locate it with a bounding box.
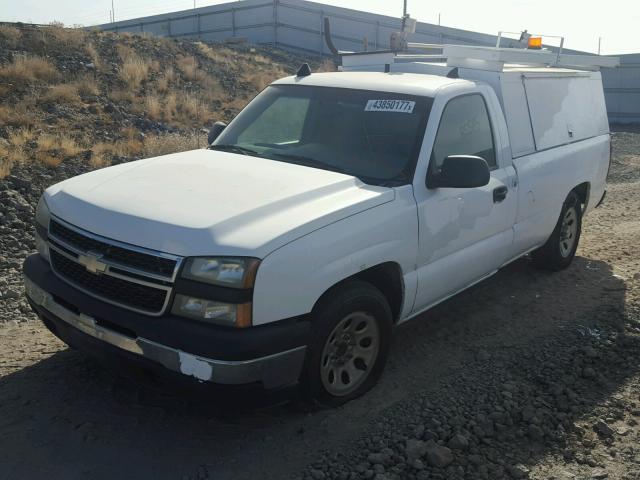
[314,263,405,323]
[572,182,590,208]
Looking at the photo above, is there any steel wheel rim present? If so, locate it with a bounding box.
[559,206,578,257]
[320,311,380,397]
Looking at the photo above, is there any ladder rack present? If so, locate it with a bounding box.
[342,44,619,72]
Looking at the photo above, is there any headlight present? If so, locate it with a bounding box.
[181,257,260,288]
[35,196,50,261]
[171,294,252,328]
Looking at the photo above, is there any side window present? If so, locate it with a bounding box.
[237,96,310,145]
[431,94,496,170]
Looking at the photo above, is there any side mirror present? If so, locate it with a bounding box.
[428,155,490,189]
[208,121,227,145]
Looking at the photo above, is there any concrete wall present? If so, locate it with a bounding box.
[98,0,639,124]
[602,54,640,124]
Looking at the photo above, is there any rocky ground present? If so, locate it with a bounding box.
[0,129,638,480]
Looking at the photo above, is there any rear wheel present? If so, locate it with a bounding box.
[531,191,582,271]
[301,281,392,407]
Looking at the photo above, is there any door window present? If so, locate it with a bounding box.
[431,94,496,171]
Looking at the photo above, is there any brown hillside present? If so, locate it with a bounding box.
[0,23,334,178]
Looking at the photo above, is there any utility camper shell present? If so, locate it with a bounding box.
[341,47,613,158]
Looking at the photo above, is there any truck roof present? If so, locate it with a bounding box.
[273,71,467,97]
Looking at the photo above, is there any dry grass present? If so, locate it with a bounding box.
[144,95,162,120]
[143,133,204,157]
[0,25,21,48]
[196,42,235,63]
[245,71,278,91]
[42,83,81,105]
[0,103,37,128]
[5,129,34,165]
[120,55,150,89]
[45,25,87,49]
[164,93,178,122]
[109,88,135,104]
[85,42,101,67]
[0,55,58,83]
[0,129,36,178]
[36,134,82,166]
[117,46,152,90]
[176,55,201,81]
[75,75,99,96]
[156,67,175,93]
[317,59,337,72]
[198,74,223,103]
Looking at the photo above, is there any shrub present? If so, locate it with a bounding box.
[143,133,205,157]
[75,75,100,96]
[45,25,87,49]
[0,25,21,49]
[36,134,82,166]
[42,84,81,105]
[120,55,151,90]
[176,55,201,81]
[144,95,162,120]
[0,55,58,83]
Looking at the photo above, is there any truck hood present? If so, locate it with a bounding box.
[45,149,394,258]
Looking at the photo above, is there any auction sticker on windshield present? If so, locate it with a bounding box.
[365,99,416,113]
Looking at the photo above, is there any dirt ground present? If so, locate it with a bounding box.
[0,130,639,480]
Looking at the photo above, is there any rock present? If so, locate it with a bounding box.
[528,424,544,441]
[507,464,530,479]
[404,439,427,463]
[367,453,386,465]
[424,441,453,468]
[447,434,469,450]
[593,420,615,437]
[1,289,20,300]
[582,367,597,379]
[310,469,325,480]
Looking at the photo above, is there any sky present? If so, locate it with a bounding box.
[1,0,639,55]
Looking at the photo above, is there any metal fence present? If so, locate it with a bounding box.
[98,0,639,123]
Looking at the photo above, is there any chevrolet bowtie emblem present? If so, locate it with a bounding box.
[77,251,108,275]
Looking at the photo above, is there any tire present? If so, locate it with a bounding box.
[531,191,582,271]
[300,280,393,407]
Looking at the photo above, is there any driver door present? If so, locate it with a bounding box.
[411,92,517,313]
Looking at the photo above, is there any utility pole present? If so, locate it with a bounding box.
[401,0,407,31]
[438,13,441,26]
[598,37,602,55]
[111,0,115,22]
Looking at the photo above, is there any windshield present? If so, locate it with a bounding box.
[213,85,433,186]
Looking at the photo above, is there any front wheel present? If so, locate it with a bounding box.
[301,281,393,407]
[531,191,582,271]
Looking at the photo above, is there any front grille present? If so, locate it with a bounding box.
[50,250,168,313]
[50,220,177,277]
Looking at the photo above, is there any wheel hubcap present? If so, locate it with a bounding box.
[559,207,578,257]
[320,311,380,397]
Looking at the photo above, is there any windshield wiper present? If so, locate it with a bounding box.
[267,152,345,174]
[209,144,259,156]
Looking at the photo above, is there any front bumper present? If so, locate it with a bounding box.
[23,254,309,390]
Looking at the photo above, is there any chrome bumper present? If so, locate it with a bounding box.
[24,276,306,389]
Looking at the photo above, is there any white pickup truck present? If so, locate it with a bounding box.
[24,44,615,405]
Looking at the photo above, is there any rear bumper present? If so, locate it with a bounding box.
[23,254,309,390]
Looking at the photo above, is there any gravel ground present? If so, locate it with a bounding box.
[0,129,639,480]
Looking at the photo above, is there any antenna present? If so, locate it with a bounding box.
[296,63,312,77]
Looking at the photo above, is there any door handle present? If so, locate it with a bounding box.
[493,186,508,203]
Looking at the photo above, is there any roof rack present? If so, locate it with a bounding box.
[341,43,619,72]
[415,43,618,71]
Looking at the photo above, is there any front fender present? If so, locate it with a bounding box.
[252,185,419,325]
